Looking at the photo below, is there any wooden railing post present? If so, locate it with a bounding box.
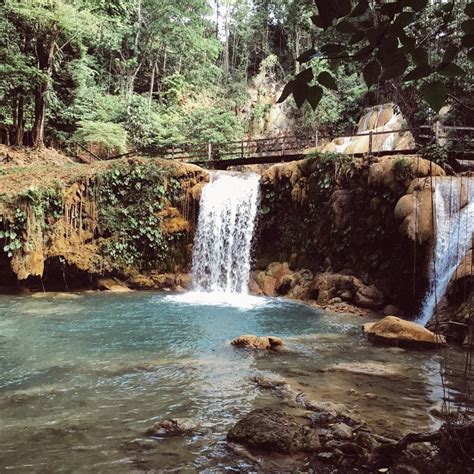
[208,141,212,161]
[241,140,244,158]
[315,130,319,148]
[368,131,373,155]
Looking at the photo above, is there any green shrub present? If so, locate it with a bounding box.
[74,120,127,153]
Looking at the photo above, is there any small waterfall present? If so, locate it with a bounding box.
[191,172,260,294]
[418,177,474,325]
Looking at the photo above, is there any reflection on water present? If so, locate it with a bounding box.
[0,292,468,471]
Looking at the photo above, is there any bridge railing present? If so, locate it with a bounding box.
[99,124,474,164]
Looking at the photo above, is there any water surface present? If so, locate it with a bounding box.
[0,292,465,471]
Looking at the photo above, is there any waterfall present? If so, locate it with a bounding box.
[417,177,474,325]
[191,172,260,295]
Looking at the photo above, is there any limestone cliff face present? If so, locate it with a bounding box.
[253,153,446,313]
[0,156,208,291]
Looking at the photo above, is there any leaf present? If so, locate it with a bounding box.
[442,44,458,64]
[315,0,352,28]
[399,30,416,48]
[320,43,346,55]
[317,71,338,90]
[363,60,381,87]
[394,12,415,28]
[468,48,474,61]
[403,64,432,81]
[438,62,465,77]
[311,15,324,28]
[462,19,474,34]
[295,68,314,84]
[380,54,409,80]
[293,82,310,108]
[420,81,447,113]
[349,31,365,45]
[402,0,428,11]
[465,2,474,17]
[411,47,428,66]
[307,85,324,110]
[350,0,369,17]
[336,19,358,34]
[381,2,401,18]
[277,81,294,104]
[462,34,474,48]
[297,49,318,63]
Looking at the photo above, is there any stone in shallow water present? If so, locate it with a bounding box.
[231,334,283,350]
[363,316,446,349]
[227,408,320,453]
[145,418,200,437]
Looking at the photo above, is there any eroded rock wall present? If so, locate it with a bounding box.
[0,156,208,291]
[253,153,446,314]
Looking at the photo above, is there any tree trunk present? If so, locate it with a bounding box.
[32,29,57,149]
[16,95,25,146]
[149,60,157,107]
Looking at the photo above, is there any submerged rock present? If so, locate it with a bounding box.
[363,316,446,349]
[145,418,200,437]
[231,334,283,350]
[227,408,320,453]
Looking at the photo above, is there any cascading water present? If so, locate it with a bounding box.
[191,172,260,294]
[418,177,474,325]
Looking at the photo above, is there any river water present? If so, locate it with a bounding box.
[0,291,468,471]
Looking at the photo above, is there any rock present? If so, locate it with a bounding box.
[231,334,283,351]
[310,273,385,309]
[97,278,132,293]
[175,273,192,290]
[354,284,385,309]
[331,423,353,440]
[145,418,199,437]
[324,361,403,378]
[382,304,402,316]
[248,276,264,296]
[227,408,320,453]
[253,272,277,296]
[363,316,447,349]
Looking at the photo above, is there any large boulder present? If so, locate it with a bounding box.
[363,316,446,349]
[231,334,283,351]
[310,273,385,309]
[227,408,320,453]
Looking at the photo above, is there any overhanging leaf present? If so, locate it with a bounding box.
[297,49,318,63]
[311,15,324,28]
[438,62,465,77]
[277,81,294,104]
[295,67,314,84]
[462,19,474,34]
[363,60,381,87]
[336,19,359,34]
[420,81,447,113]
[442,44,458,64]
[468,48,474,61]
[350,0,369,17]
[381,2,401,18]
[394,12,415,29]
[411,47,428,66]
[380,54,409,80]
[465,2,474,17]
[349,31,366,45]
[320,43,346,55]
[402,0,428,11]
[293,82,310,108]
[307,85,323,110]
[403,64,432,81]
[462,34,474,48]
[317,71,338,90]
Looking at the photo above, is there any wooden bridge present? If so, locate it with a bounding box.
[80,125,474,168]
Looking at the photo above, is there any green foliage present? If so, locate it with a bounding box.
[183,107,245,145]
[97,161,179,269]
[393,157,415,182]
[74,121,128,153]
[420,143,449,168]
[0,208,26,257]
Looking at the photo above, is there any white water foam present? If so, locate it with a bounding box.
[417,177,474,325]
[168,172,262,308]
